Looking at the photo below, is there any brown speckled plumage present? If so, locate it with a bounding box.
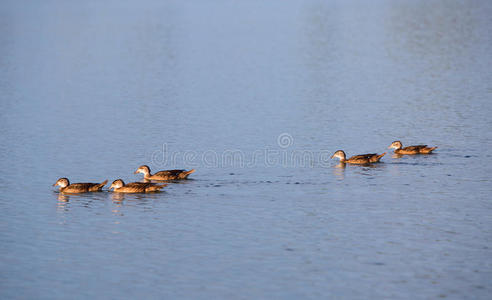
[331,150,386,164]
[134,165,195,181]
[389,141,437,155]
[108,179,167,193]
[53,178,107,193]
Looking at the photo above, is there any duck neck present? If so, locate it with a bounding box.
[338,152,347,162]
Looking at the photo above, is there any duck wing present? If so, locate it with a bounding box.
[125,182,154,188]
[403,145,427,151]
[62,183,99,193]
[154,169,186,176]
[349,153,377,160]
[70,183,100,189]
[145,184,167,192]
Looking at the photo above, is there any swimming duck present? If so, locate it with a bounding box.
[108,179,167,193]
[388,141,437,154]
[53,178,107,193]
[331,150,386,164]
[134,165,195,181]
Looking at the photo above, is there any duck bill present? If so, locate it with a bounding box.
[134,171,139,174]
[53,183,58,187]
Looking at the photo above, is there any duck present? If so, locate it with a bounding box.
[134,165,195,181]
[388,141,437,154]
[53,178,107,193]
[108,179,167,193]
[331,150,386,164]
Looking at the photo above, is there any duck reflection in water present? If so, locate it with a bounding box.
[56,193,71,212]
[333,163,346,180]
[392,153,404,159]
[57,193,70,202]
[111,192,126,203]
[110,193,124,216]
[111,192,156,203]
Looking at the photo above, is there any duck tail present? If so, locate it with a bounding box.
[181,169,196,179]
[425,147,438,153]
[376,152,386,161]
[91,180,108,191]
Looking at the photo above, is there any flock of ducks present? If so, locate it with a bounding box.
[53,140,437,194]
[53,165,195,194]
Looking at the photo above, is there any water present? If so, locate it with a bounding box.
[1,0,492,299]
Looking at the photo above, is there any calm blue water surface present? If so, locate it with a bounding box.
[1,0,492,299]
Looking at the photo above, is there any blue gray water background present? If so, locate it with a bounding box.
[1,0,491,299]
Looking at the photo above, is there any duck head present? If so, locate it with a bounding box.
[134,165,151,175]
[331,150,346,161]
[388,141,402,150]
[53,178,69,188]
[109,179,125,190]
